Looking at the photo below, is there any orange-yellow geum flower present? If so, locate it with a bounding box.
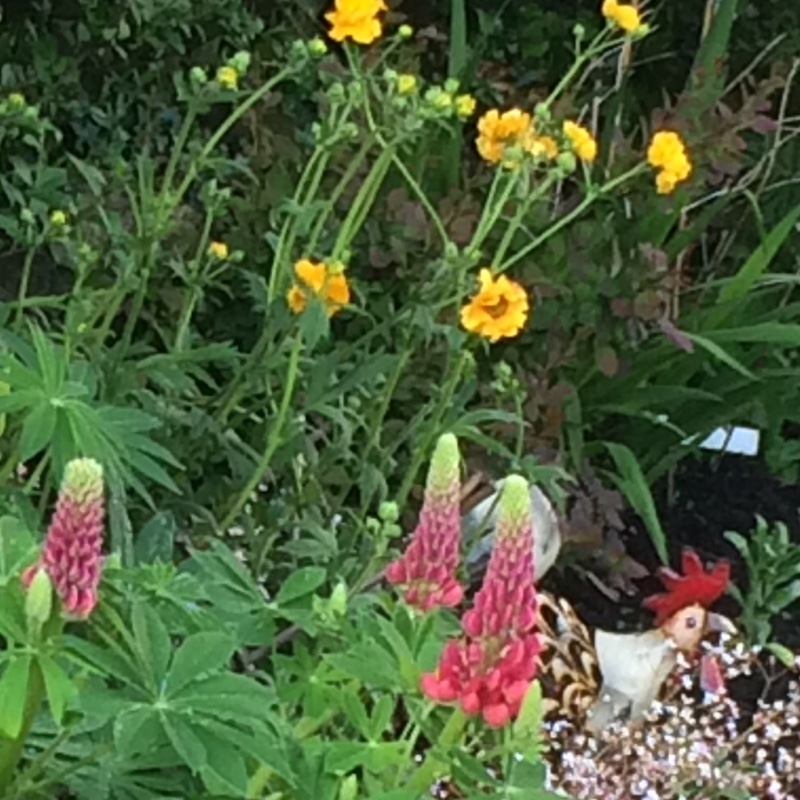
[476,108,533,165]
[563,120,598,163]
[647,130,692,195]
[287,259,350,317]
[460,269,529,343]
[601,0,643,33]
[325,0,387,45]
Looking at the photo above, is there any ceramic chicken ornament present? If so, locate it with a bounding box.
[460,476,737,733]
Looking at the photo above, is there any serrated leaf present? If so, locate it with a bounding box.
[165,632,235,697]
[132,602,172,689]
[161,710,208,773]
[0,655,31,738]
[114,705,164,758]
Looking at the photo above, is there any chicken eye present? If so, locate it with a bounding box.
[686,616,698,629]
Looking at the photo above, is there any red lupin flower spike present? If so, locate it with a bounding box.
[643,547,731,625]
[22,457,105,620]
[385,433,464,612]
[420,475,541,728]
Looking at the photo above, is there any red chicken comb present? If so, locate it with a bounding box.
[642,548,731,625]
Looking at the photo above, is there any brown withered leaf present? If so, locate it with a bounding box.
[659,318,695,353]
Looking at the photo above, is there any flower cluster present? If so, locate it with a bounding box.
[601,0,644,34]
[23,458,105,620]
[647,130,692,194]
[476,109,557,167]
[460,269,529,343]
[286,258,351,318]
[563,120,597,164]
[384,434,464,612]
[420,475,541,728]
[325,0,387,45]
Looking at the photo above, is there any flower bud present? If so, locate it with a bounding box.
[216,65,239,90]
[7,92,25,109]
[49,210,67,227]
[398,24,414,40]
[444,78,460,95]
[556,151,577,174]
[229,51,252,74]
[378,501,399,523]
[308,37,328,57]
[189,66,209,86]
[339,775,358,800]
[573,23,586,41]
[533,102,551,123]
[24,568,53,635]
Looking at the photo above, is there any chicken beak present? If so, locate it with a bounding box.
[706,612,737,635]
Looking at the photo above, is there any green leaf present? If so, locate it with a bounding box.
[0,516,36,584]
[766,641,796,669]
[275,566,327,606]
[0,656,32,738]
[196,729,249,796]
[173,673,275,724]
[341,688,370,738]
[134,511,176,565]
[686,333,757,380]
[131,602,172,689]
[712,203,800,327]
[603,442,668,564]
[18,401,57,461]
[165,632,236,697]
[38,654,76,725]
[161,710,208,773]
[512,679,543,756]
[114,705,164,758]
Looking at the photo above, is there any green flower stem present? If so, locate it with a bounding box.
[332,144,395,260]
[174,208,214,352]
[497,163,646,273]
[406,707,469,795]
[491,173,557,267]
[389,152,450,246]
[160,103,199,203]
[305,135,375,258]
[220,333,304,530]
[541,29,614,109]
[395,350,468,510]
[466,167,526,271]
[469,168,509,251]
[14,246,39,331]
[216,147,329,426]
[0,661,44,794]
[173,66,296,209]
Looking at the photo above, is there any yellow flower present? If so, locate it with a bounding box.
[476,108,533,166]
[647,130,692,194]
[325,0,387,45]
[563,120,598,163]
[287,259,351,317]
[455,94,477,119]
[208,241,229,260]
[216,66,239,90]
[397,74,417,95]
[460,268,529,343]
[49,210,68,227]
[528,134,558,160]
[601,0,643,34]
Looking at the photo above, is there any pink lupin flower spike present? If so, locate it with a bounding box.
[23,457,105,620]
[420,474,541,728]
[385,433,464,612]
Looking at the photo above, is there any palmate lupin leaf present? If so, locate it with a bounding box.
[0,324,182,504]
